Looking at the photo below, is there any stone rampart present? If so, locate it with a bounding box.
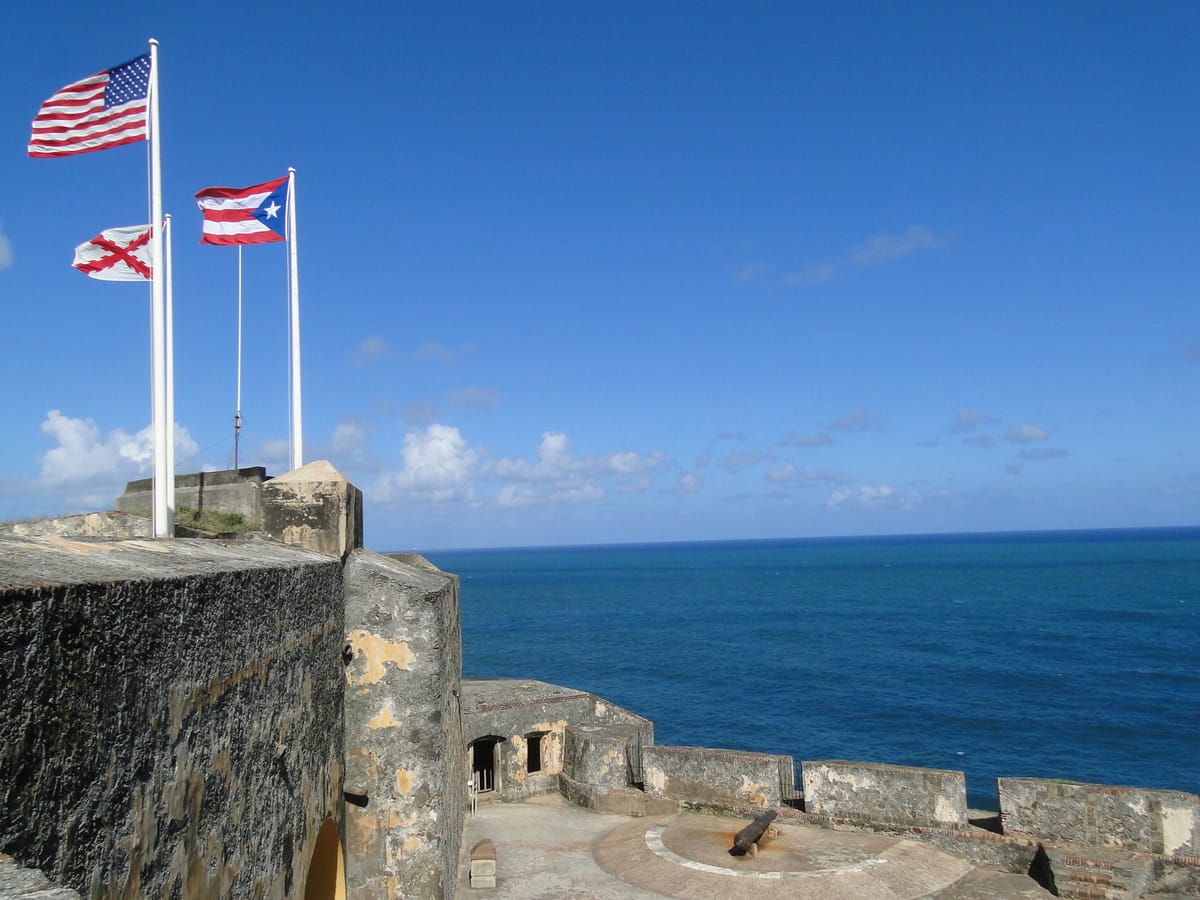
[642,745,794,810]
[803,760,969,827]
[999,777,1199,855]
[116,467,269,525]
[342,550,463,899]
[0,535,346,899]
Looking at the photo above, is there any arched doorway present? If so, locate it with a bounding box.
[468,736,505,794]
[304,818,345,900]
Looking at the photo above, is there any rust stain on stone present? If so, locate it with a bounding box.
[368,701,403,729]
[395,768,417,797]
[346,629,416,684]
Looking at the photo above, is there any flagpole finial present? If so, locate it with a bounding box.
[149,38,159,47]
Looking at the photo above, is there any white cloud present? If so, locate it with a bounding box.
[780,431,834,448]
[355,335,390,367]
[1019,447,1067,460]
[1005,424,1050,443]
[493,432,665,485]
[950,408,993,434]
[370,427,669,510]
[736,261,772,285]
[410,341,462,364]
[329,416,376,469]
[825,483,905,510]
[717,448,777,473]
[831,408,882,432]
[673,471,702,494]
[448,386,500,411]
[256,438,292,473]
[0,219,13,271]
[784,225,945,287]
[964,435,994,449]
[37,409,197,487]
[377,423,482,503]
[766,464,850,486]
[849,225,943,266]
[403,401,439,424]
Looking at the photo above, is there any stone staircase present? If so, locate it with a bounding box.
[1044,844,1155,900]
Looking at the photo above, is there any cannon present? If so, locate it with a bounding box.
[730,808,779,857]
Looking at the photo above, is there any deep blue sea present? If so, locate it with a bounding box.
[424,527,1200,810]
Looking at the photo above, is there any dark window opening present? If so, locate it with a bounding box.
[525,731,547,773]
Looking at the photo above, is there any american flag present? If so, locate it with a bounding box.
[29,54,151,158]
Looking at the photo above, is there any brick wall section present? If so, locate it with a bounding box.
[643,745,793,810]
[999,777,1199,855]
[803,760,968,827]
[0,536,345,899]
[342,550,463,900]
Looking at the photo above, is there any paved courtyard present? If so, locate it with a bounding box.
[456,793,1053,899]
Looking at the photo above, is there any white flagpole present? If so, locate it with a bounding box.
[286,167,303,471]
[164,212,176,525]
[235,245,243,469]
[148,38,172,537]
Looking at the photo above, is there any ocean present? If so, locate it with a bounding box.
[424,527,1200,810]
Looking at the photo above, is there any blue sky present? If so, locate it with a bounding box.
[1,3,1197,550]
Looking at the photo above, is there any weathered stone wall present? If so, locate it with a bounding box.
[462,679,653,804]
[802,760,968,827]
[116,467,269,524]
[0,536,345,899]
[0,511,152,540]
[563,724,641,791]
[342,550,463,899]
[643,746,794,810]
[263,461,363,558]
[999,777,1199,855]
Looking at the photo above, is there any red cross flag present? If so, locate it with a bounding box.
[72,225,153,281]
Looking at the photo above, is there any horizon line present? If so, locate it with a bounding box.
[400,523,1200,558]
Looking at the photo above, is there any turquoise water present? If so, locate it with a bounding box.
[424,528,1200,809]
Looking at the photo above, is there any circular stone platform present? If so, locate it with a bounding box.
[593,813,1003,900]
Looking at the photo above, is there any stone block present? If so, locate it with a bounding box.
[262,459,363,557]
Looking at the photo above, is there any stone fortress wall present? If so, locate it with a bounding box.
[1,463,1197,899]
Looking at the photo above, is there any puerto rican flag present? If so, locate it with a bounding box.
[72,225,153,281]
[195,176,288,245]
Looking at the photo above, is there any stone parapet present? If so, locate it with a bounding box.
[643,745,794,810]
[115,467,268,524]
[0,535,345,898]
[803,760,969,827]
[999,778,1199,856]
